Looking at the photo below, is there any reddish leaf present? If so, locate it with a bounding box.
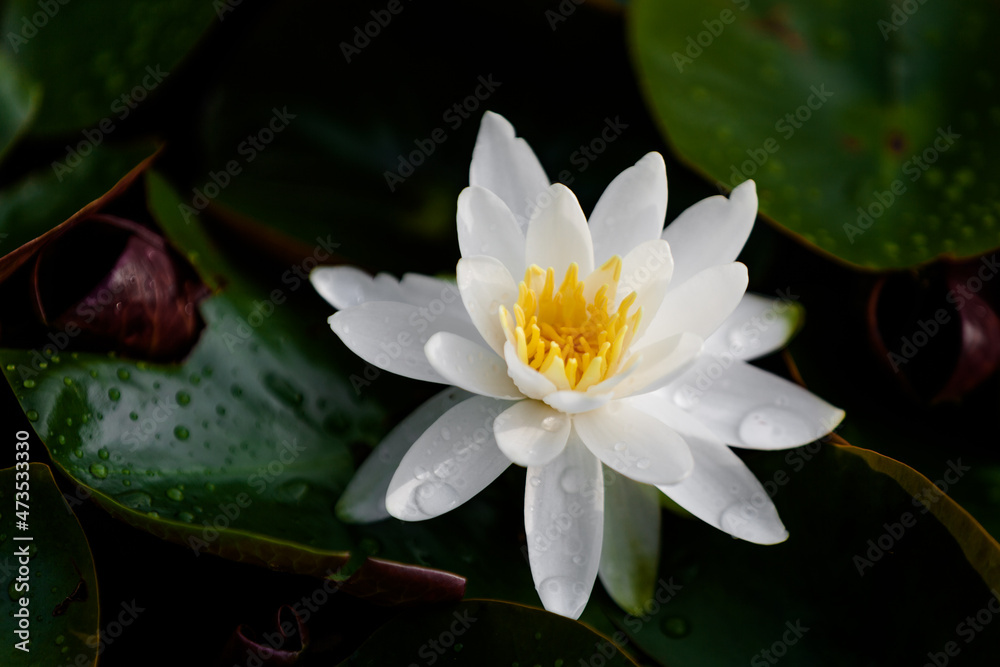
[333,557,466,607]
[217,605,309,667]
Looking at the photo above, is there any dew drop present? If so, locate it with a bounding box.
[737,407,813,448]
[176,391,191,406]
[174,426,190,441]
[263,372,304,407]
[204,483,217,492]
[177,512,195,523]
[559,466,584,494]
[89,463,108,479]
[108,388,121,401]
[166,488,184,501]
[98,448,110,460]
[231,384,243,399]
[572,555,585,565]
[613,442,627,452]
[22,380,36,389]
[529,476,542,487]
[117,368,130,381]
[63,377,73,386]
[636,458,651,470]
[73,448,83,458]
[414,481,460,515]
[129,411,138,421]
[673,389,696,409]
[541,415,564,432]
[26,410,39,422]
[57,435,66,445]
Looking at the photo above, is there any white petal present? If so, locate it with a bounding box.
[398,273,470,321]
[524,184,595,278]
[524,434,603,619]
[662,179,757,285]
[659,356,845,449]
[330,302,482,384]
[703,292,804,361]
[336,388,473,523]
[311,267,404,310]
[573,403,693,485]
[616,239,674,342]
[613,333,703,399]
[599,469,662,615]
[629,394,787,544]
[542,391,612,414]
[504,341,557,400]
[639,262,748,346]
[456,256,518,356]
[590,153,668,266]
[425,332,522,400]
[470,111,550,230]
[386,395,514,520]
[494,400,570,466]
[457,186,526,277]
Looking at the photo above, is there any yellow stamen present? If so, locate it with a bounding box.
[501,258,643,391]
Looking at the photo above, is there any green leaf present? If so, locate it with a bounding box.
[609,442,1000,665]
[0,0,218,135]
[339,599,640,666]
[2,170,385,575]
[599,469,661,616]
[630,0,1000,269]
[0,50,40,161]
[1,463,99,666]
[0,143,158,253]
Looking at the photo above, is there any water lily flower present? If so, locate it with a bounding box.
[312,112,844,619]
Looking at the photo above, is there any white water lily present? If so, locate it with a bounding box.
[312,112,844,619]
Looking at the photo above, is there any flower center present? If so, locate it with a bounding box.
[499,256,641,392]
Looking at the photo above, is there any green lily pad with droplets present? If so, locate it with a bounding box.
[0,463,99,667]
[630,0,1000,270]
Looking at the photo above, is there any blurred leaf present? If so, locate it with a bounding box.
[0,49,40,161]
[0,142,158,257]
[610,441,1000,666]
[338,599,639,666]
[630,0,1000,269]
[332,558,466,607]
[0,0,217,135]
[0,463,99,667]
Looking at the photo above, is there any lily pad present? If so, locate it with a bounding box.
[0,463,99,666]
[339,599,640,666]
[630,0,1000,269]
[608,441,1000,665]
[0,0,218,135]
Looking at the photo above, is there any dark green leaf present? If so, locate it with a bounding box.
[0,463,99,666]
[630,0,1000,269]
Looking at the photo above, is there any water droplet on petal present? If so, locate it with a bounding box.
[636,458,651,470]
[541,415,564,432]
[529,476,542,487]
[613,442,627,452]
[414,481,460,515]
[737,407,813,448]
[559,466,584,494]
